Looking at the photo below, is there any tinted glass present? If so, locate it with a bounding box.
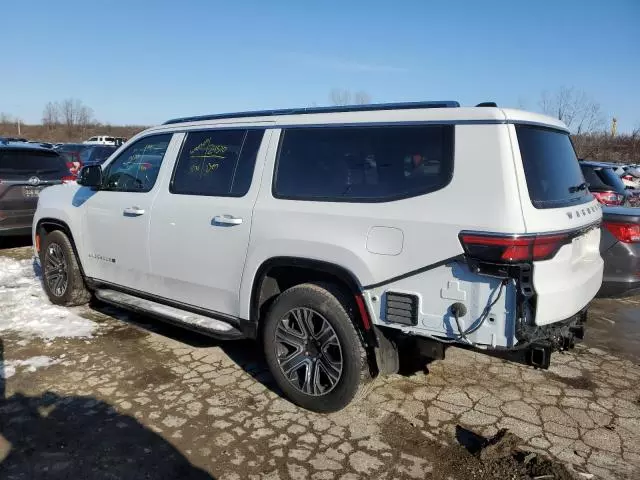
[80,146,117,164]
[580,165,626,194]
[56,144,85,154]
[102,134,172,192]
[0,149,68,175]
[171,129,264,196]
[516,125,591,208]
[274,125,454,202]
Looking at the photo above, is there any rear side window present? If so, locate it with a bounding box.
[516,125,591,208]
[171,129,265,197]
[274,125,454,202]
[0,150,68,174]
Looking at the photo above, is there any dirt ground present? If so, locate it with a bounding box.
[1,240,639,480]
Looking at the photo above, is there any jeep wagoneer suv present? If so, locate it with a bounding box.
[34,101,603,411]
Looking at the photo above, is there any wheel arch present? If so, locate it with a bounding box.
[248,256,376,345]
[36,218,87,278]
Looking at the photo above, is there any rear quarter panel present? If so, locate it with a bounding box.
[240,124,525,320]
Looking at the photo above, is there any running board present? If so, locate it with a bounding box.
[94,289,244,340]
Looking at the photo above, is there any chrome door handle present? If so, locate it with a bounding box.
[213,215,243,226]
[123,206,145,216]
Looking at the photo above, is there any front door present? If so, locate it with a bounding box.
[148,127,271,317]
[80,133,177,290]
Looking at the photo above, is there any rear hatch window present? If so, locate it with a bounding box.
[516,125,591,209]
[0,149,69,179]
[580,165,626,194]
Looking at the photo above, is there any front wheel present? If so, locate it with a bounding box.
[263,283,370,412]
[41,230,91,306]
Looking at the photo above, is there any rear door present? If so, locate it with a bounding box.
[0,148,67,231]
[510,125,603,325]
[148,127,271,317]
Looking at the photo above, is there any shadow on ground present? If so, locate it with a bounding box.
[89,298,439,399]
[0,338,214,480]
[88,299,285,396]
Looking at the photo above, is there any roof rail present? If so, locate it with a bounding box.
[163,100,460,125]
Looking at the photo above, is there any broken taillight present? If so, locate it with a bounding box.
[459,232,570,263]
[603,222,640,243]
[592,191,624,206]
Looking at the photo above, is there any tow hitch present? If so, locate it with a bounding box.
[527,345,551,369]
[523,309,587,369]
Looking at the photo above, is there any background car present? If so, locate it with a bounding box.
[579,161,629,206]
[83,135,125,146]
[55,143,117,177]
[598,206,640,297]
[0,142,71,237]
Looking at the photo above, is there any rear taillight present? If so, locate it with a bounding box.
[604,222,640,243]
[459,232,570,263]
[592,191,624,206]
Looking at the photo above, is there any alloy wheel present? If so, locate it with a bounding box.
[274,307,343,396]
[45,243,68,297]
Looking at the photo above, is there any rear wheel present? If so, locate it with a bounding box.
[263,283,370,412]
[41,230,91,306]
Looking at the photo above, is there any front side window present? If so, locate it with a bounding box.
[102,134,172,192]
[274,125,454,202]
[171,129,264,197]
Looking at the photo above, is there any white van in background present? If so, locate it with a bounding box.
[83,136,126,146]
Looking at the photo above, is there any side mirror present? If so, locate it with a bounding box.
[77,164,103,188]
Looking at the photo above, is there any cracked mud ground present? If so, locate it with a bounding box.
[1,243,639,479]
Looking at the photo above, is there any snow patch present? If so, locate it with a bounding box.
[0,257,97,339]
[0,356,60,379]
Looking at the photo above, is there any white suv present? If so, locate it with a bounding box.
[33,101,603,412]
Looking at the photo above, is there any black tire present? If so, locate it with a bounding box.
[263,282,371,412]
[41,230,91,306]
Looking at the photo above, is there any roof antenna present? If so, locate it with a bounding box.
[475,102,498,107]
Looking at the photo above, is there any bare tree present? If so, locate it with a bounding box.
[353,91,371,105]
[59,98,94,135]
[330,88,352,106]
[0,112,13,124]
[539,87,605,134]
[330,88,372,106]
[42,102,60,129]
[78,105,95,137]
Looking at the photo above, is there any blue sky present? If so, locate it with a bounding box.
[1,0,638,131]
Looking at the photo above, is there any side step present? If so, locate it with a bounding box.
[94,289,244,340]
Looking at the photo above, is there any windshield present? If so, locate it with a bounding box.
[55,144,85,154]
[80,146,116,164]
[516,125,592,209]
